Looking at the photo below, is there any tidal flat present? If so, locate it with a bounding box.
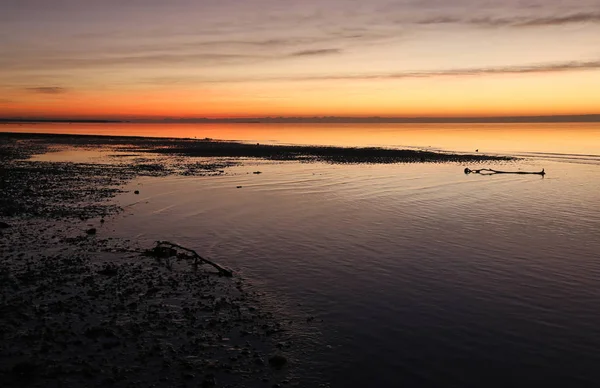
[0,134,297,387]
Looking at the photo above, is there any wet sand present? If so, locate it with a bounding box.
[0,134,299,387]
[0,133,511,387]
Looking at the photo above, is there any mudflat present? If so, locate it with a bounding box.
[0,133,299,387]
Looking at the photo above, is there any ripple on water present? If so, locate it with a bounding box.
[110,159,600,387]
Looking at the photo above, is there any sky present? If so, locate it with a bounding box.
[1,0,600,119]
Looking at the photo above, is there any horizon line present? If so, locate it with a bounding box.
[1,114,600,124]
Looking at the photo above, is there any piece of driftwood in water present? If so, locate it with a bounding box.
[154,241,233,277]
[464,167,545,176]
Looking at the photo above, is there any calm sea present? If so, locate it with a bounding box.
[7,122,600,387]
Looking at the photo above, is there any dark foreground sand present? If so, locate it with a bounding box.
[0,134,306,388]
[0,133,511,387]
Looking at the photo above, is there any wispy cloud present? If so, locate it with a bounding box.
[68,28,386,57]
[289,48,342,57]
[417,12,600,28]
[98,36,350,55]
[26,87,68,94]
[295,60,600,81]
[516,13,600,27]
[195,60,600,83]
[1,44,346,73]
[0,52,267,71]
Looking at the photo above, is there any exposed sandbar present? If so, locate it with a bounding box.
[1,132,513,164]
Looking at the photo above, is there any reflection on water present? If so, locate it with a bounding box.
[29,148,115,163]
[3,122,600,156]
[110,158,600,387]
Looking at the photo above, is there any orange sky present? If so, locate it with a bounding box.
[1,1,600,119]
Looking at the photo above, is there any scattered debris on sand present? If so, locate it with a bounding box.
[146,241,233,277]
[0,135,297,387]
[0,220,294,387]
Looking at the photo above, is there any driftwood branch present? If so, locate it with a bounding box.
[154,241,233,277]
[464,167,545,176]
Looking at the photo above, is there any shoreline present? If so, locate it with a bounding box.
[0,136,303,387]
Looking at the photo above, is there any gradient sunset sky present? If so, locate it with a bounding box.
[1,0,600,119]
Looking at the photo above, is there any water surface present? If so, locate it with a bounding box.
[110,159,600,387]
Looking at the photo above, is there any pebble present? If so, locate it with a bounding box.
[268,355,288,369]
[202,374,216,387]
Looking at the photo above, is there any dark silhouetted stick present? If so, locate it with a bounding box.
[155,241,233,277]
[464,167,545,176]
